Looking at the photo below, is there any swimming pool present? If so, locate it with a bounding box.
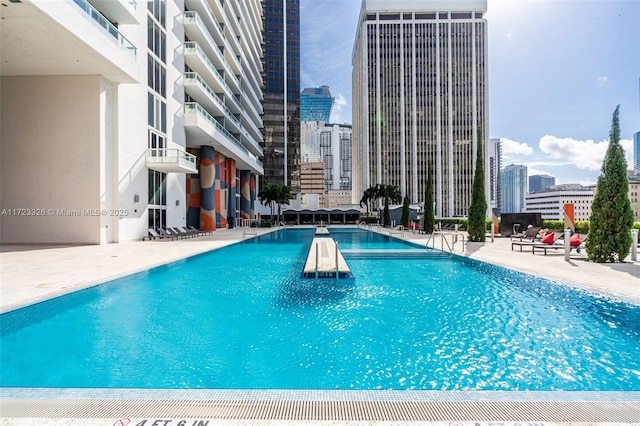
[1,228,639,390]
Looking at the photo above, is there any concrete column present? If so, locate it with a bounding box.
[240,170,251,219]
[631,229,638,261]
[564,228,571,261]
[199,145,216,231]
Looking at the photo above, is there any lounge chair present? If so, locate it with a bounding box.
[532,232,564,255]
[177,226,198,237]
[188,226,213,236]
[511,226,540,242]
[143,228,176,241]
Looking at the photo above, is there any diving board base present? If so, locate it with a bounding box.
[302,237,352,279]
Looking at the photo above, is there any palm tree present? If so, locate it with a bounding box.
[274,184,293,223]
[258,183,278,223]
[359,186,379,215]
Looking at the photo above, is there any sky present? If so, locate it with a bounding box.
[299,0,640,186]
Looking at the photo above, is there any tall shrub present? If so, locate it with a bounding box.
[467,128,487,242]
[423,164,434,233]
[586,105,634,262]
[401,195,410,227]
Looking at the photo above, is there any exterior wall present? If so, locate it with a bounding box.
[352,0,488,217]
[500,164,527,213]
[1,75,104,244]
[529,174,556,193]
[487,138,502,214]
[629,178,640,222]
[524,188,594,221]
[262,0,301,192]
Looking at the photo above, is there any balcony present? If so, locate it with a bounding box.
[184,103,263,174]
[183,42,241,112]
[73,0,136,59]
[146,149,198,174]
[1,0,139,83]
[87,0,138,25]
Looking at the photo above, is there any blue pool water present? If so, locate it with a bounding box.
[1,228,639,390]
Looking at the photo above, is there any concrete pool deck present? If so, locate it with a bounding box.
[1,225,639,425]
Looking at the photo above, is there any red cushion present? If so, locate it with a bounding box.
[570,234,581,246]
[542,233,555,244]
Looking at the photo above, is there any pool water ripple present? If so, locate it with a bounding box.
[1,228,639,390]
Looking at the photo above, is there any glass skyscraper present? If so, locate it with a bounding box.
[529,174,556,193]
[501,164,528,213]
[262,0,301,192]
[352,0,488,217]
[300,86,334,122]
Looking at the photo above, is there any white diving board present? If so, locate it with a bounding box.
[315,227,330,235]
[302,237,351,278]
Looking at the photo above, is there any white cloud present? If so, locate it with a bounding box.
[500,138,534,156]
[523,166,553,178]
[330,93,348,123]
[538,135,633,171]
[597,76,608,86]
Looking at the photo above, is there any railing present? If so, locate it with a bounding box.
[184,42,236,102]
[72,0,136,58]
[184,11,241,91]
[389,225,405,238]
[184,103,248,155]
[424,231,465,253]
[184,72,241,128]
[145,148,197,171]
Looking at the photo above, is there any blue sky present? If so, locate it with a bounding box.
[300,0,640,186]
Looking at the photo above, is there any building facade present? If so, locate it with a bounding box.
[301,122,353,191]
[488,138,502,215]
[300,86,334,122]
[529,174,556,193]
[262,0,301,192]
[352,0,489,217]
[630,175,640,222]
[0,0,263,243]
[500,164,527,213]
[524,184,594,221]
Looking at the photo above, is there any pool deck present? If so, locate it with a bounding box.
[1,225,639,425]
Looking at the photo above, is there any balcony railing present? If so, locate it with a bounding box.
[72,0,137,58]
[146,149,198,173]
[185,102,248,155]
[184,72,241,128]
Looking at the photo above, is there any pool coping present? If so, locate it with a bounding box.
[2,389,640,423]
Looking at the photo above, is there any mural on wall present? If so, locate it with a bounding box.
[199,146,216,231]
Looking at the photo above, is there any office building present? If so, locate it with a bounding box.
[629,175,640,222]
[301,122,353,194]
[524,184,594,221]
[500,164,527,213]
[352,0,489,217]
[529,174,556,193]
[300,86,334,122]
[1,0,263,243]
[488,138,502,215]
[262,0,301,192]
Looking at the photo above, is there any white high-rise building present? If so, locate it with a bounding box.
[488,138,502,214]
[524,184,594,221]
[0,0,264,243]
[352,0,489,217]
[301,122,353,192]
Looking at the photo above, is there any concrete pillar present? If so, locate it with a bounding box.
[240,170,251,219]
[631,229,638,261]
[564,228,571,261]
[199,145,216,231]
